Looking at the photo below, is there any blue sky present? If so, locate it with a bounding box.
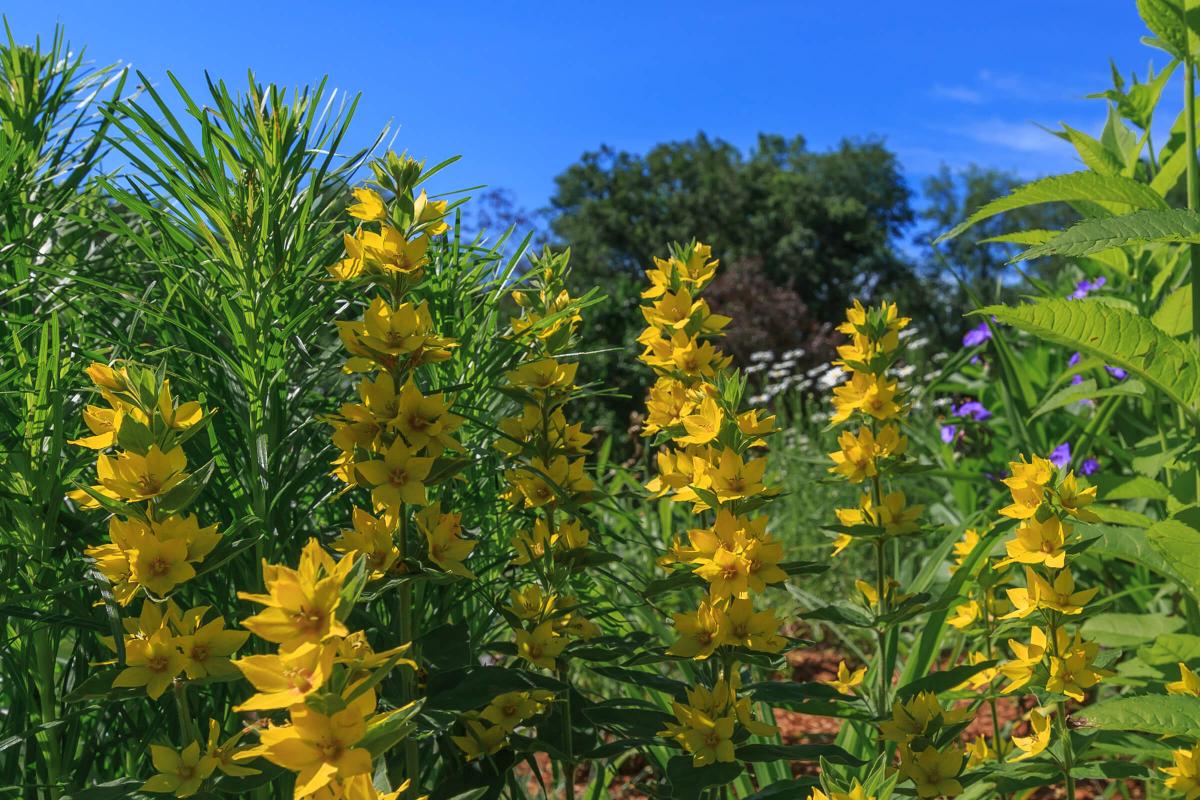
[5,1,1170,220]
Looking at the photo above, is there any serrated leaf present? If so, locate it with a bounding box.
[937,172,1169,243]
[1138,0,1188,58]
[977,298,1200,413]
[1014,208,1200,262]
[1077,693,1200,737]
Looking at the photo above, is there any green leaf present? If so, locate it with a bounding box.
[1080,613,1185,647]
[1138,0,1189,57]
[896,660,997,699]
[155,459,215,516]
[1139,632,1200,665]
[1096,475,1171,501]
[1077,694,1200,737]
[1030,377,1145,418]
[977,298,1200,413]
[1154,283,1193,337]
[1148,516,1200,594]
[665,756,742,799]
[741,778,820,799]
[1014,208,1200,262]
[936,171,1169,243]
[737,744,864,765]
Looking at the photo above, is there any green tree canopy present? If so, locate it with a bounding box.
[547,132,916,321]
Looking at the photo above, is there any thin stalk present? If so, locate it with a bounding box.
[33,630,62,800]
[174,681,194,742]
[1187,56,1200,507]
[397,502,419,787]
[560,664,576,800]
[870,471,889,720]
[1049,618,1077,798]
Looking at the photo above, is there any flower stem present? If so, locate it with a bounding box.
[1049,619,1076,798]
[559,664,576,800]
[397,503,420,788]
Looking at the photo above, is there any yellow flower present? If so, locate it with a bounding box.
[332,507,401,577]
[694,547,751,599]
[831,372,899,424]
[998,514,1070,570]
[94,445,189,504]
[1010,709,1052,762]
[706,447,768,502]
[481,690,552,732]
[348,187,387,222]
[506,585,555,621]
[156,381,204,430]
[880,692,966,743]
[141,742,216,797]
[238,539,352,650]
[69,404,125,449]
[953,652,998,691]
[177,614,248,679]
[668,600,730,659]
[899,745,963,799]
[416,503,475,578]
[640,330,730,379]
[643,377,699,435]
[678,395,723,446]
[204,719,259,777]
[679,713,736,767]
[394,378,462,454]
[822,661,866,694]
[1004,567,1098,619]
[362,225,429,277]
[515,621,567,669]
[999,455,1053,519]
[1000,626,1052,694]
[113,626,186,700]
[1168,662,1200,696]
[252,694,374,799]
[357,438,434,510]
[1163,743,1200,799]
[1056,471,1099,521]
[725,598,784,652]
[1046,632,1109,701]
[233,642,337,711]
[947,600,979,630]
[128,529,195,596]
[505,358,578,393]
[452,719,507,760]
[949,529,980,573]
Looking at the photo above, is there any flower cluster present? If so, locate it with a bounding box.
[989,455,1108,773]
[230,539,419,799]
[326,155,470,584]
[881,692,970,799]
[637,241,782,767]
[70,363,217,603]
[465,250,602,759]
[827,300,922,560]
[314,154,468,797]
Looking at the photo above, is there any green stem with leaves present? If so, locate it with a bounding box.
[1187,55,1200,509]
[1048,616,1076,798]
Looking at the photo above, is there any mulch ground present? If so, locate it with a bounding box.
[511,640,1144,798]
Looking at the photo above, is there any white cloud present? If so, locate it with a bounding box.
[931,84,984,104]
[960,119,1069,154]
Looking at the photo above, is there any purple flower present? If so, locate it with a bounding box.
[1071,374,1084,386]
[1049,442,1072,469]
[1067,352,1081,368]
[962,321,992,348]
[1106,366,1127,380]
[1080,457,1100,476]
[940,425,958,444]
[1068,276,1107,300]
[954,400,992,421]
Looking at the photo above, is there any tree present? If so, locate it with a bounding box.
[916,164,1079,296]
[545,132,922,438]
[548,132,916,321]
